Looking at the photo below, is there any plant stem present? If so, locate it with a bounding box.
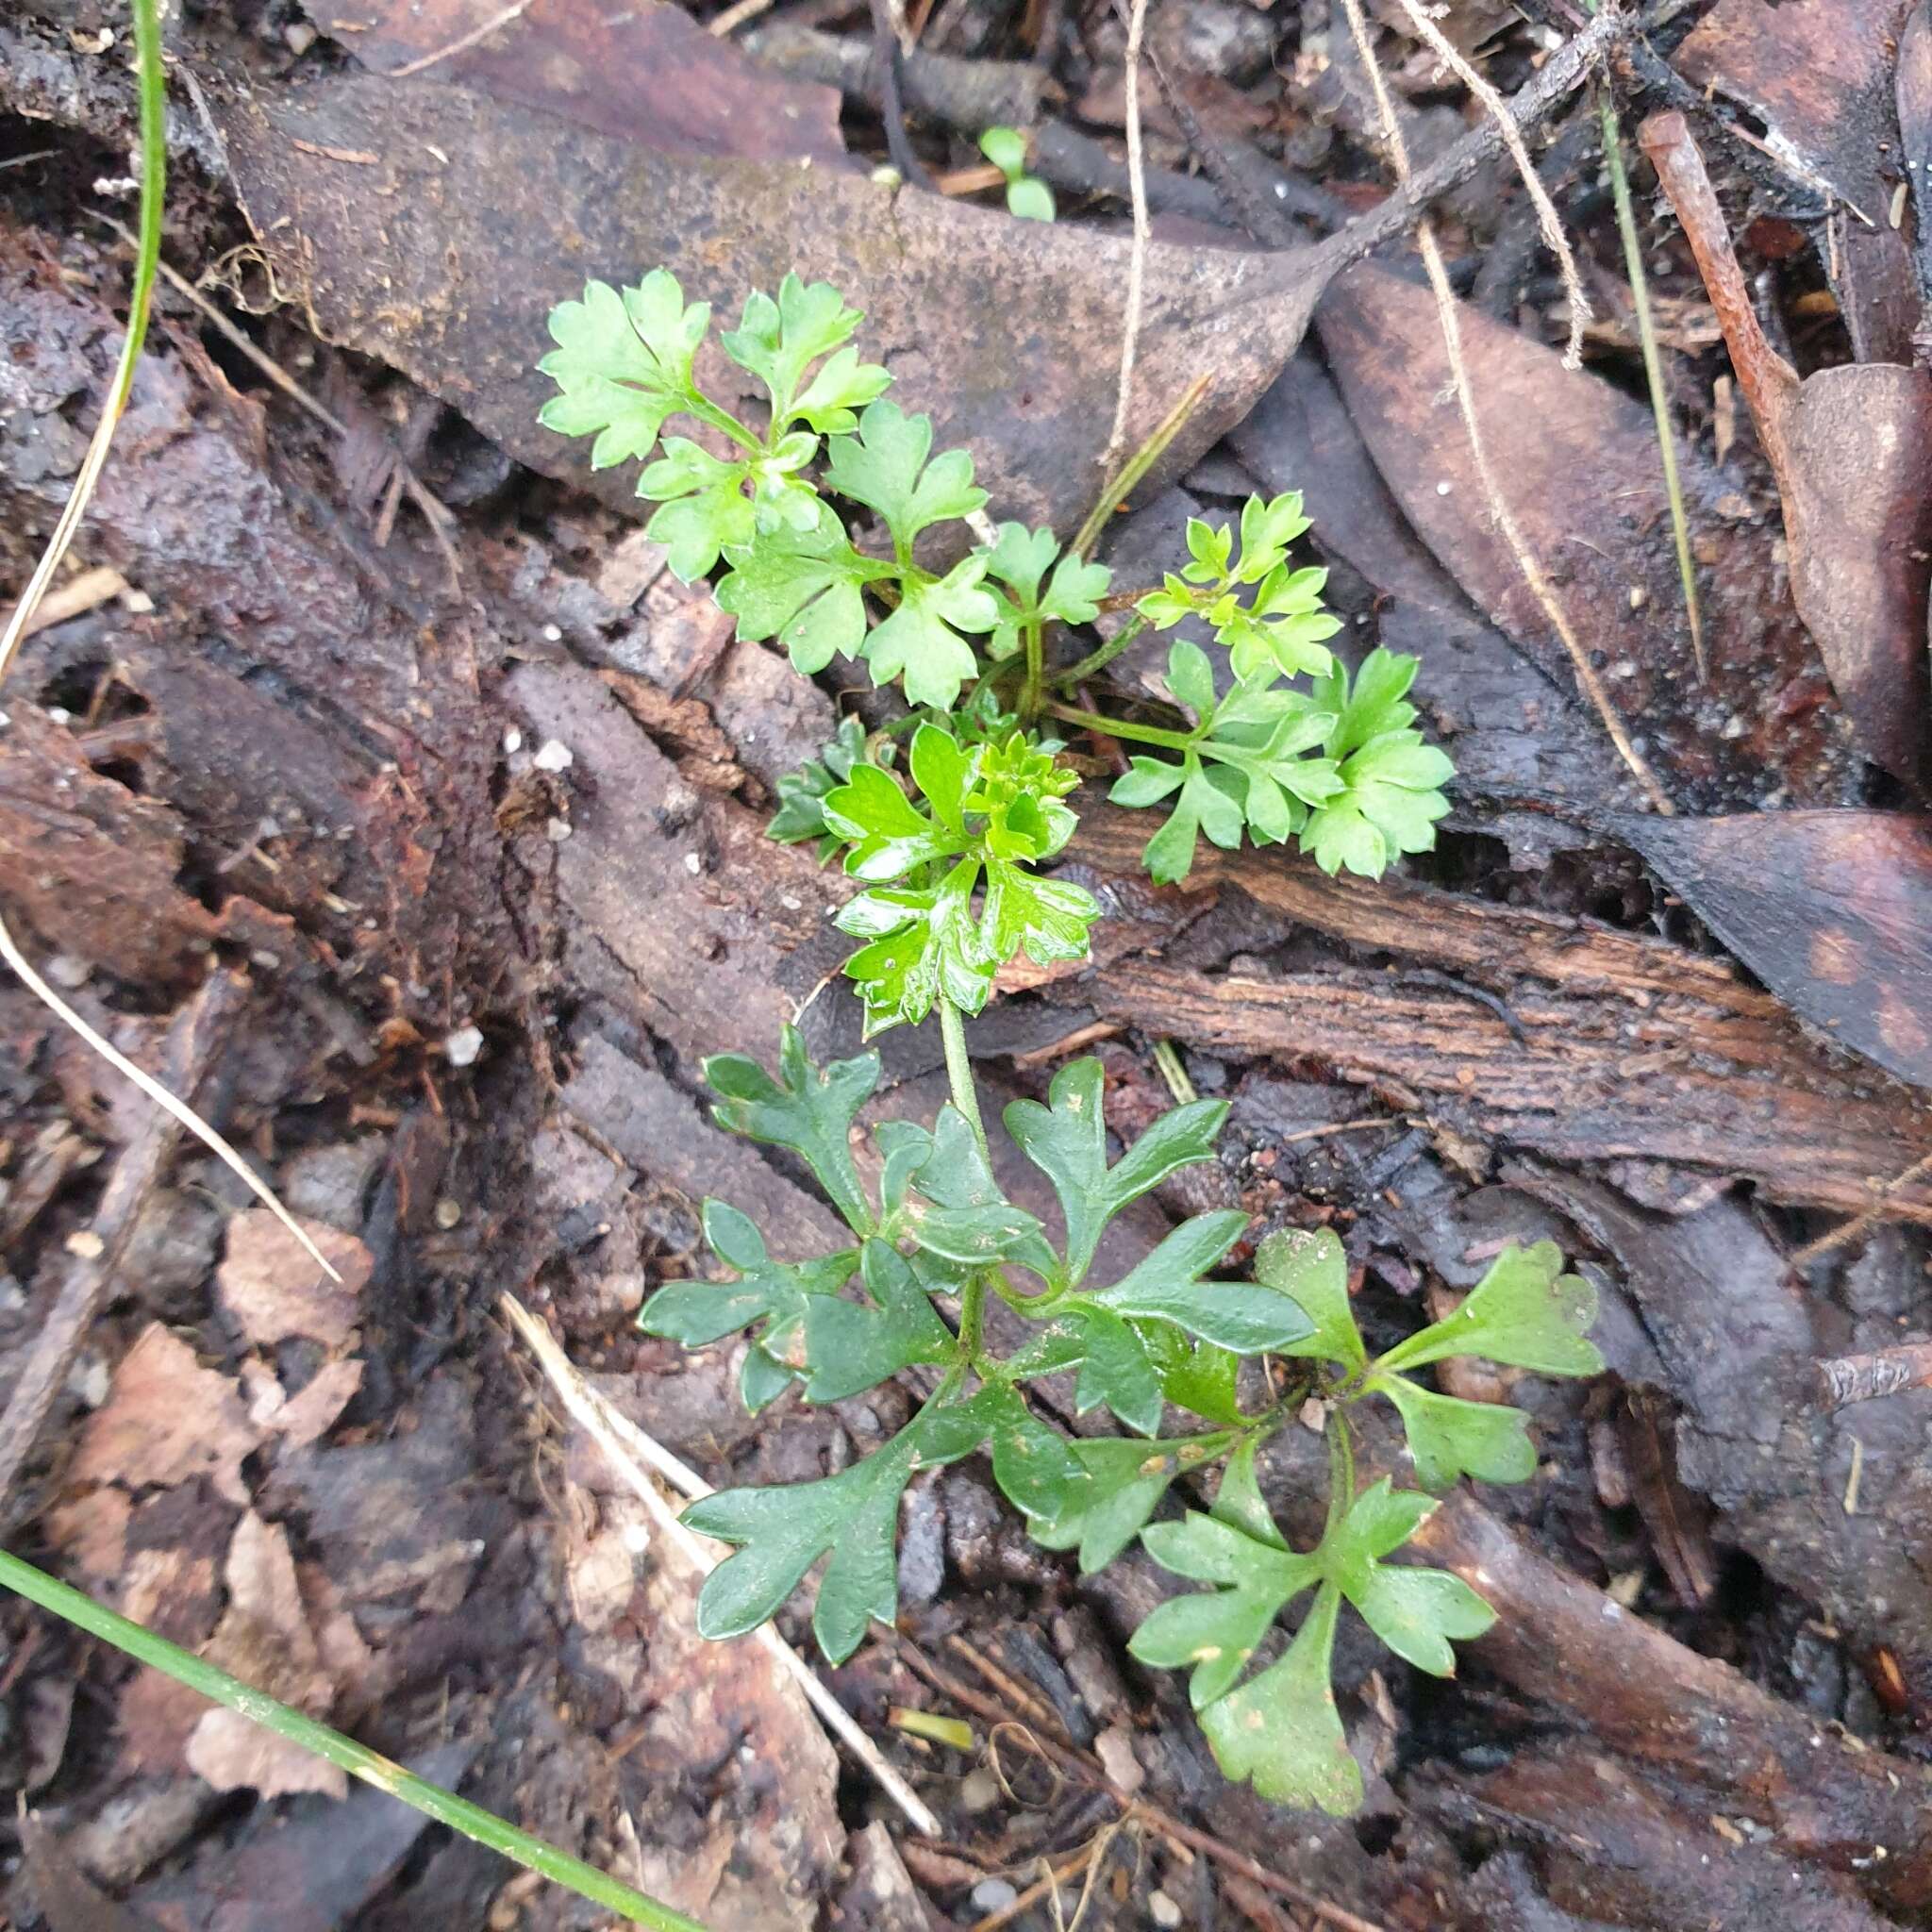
[1020,616,1045,723]
[1324,1409,1356,1536]
[1045,700,1196,753]
[1054,612,1150,690]
[0,1550,709,1932]
[938,994,991,1165]
[1152,1039,1196,1106]
[1069,373,1213,559]
[683,390,764,458]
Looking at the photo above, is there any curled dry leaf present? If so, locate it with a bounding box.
[1639,110,1932,792]
[1675,0,1919,364]
[216,1208,373,1349]
[70,1324,263,1506]
[208,67,1324,542]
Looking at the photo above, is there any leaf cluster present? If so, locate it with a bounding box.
[978,126,1057,223]
[536,268,1459,891]
[639,1027,1602,1811]
[1113,500,1453,881]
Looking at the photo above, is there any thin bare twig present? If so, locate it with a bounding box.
[500,1294,944,1840]
[1386,0,1591,366]
[381,0,534,77]
[1103,0,1152,464]
[1790,1151,1932,1269]
[1335,0,1673,813]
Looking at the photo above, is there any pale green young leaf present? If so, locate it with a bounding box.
[716,506,875,675]
[1251,1227,1366,1374]
[860,558,998,709]
[836,864,994,1033]
[980,859,1100,977]
[1377,1241,1603,1380]
[822,758,962,881]
[768,715,874,858]
[537,272,709,469]
[824,401,989,552]
[718,275,889,430]
[1006,175,1058,222]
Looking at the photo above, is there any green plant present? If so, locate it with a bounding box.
[536,269,1454,887]
[541,280,1556,1813]
[627,709,1600,1812]
[978,126,1057,222]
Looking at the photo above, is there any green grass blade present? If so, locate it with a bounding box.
[1599,81,1706,680]
[0,1549,711,1932]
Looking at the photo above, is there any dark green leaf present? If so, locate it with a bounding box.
[801,1239,956,1400]
[1029,1432,1229,1571]
[976,1383,1090,1521]
[686,1393,990,1661]
[1198,1583,1360,1814]
[1087,1211,1303,1352]
[908,1106,1058,1279]
[705,1025,878,1235]
[1066,1306,1165,1437]
[859,558,998,709]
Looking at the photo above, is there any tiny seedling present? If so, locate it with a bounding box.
[539,279,1570,1814]
[978,126,1058,222]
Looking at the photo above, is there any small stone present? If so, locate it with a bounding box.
[443,1024,485,1069]
[541,623,564,642]
[1095,1724,1144,1794]
[958,1767,1002,1814]
[682,851,704,875]
[546,816,573,842]
[502,726,524,755]
[45,955,91,990]
[533,737,574,773]
[970,1878,1018,1913]
[433,1197,462,1229]
[64,1230,105,1260]
[284,20,317,53]
[1150,1890,1184,1929]
[65,1354,110,1408]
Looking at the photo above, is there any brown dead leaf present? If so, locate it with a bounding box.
[267,1357,366,1446]
[210,68,1324,542]
[1609,807,1932,1091]
[44,1488,132,1580]
[1313,262,1857,810]
[216,1208,373,1348]
[186,1512,345,1800]
[1677,0,1918,364]
[1641,110,1932,791]
[71,1324,262,1504]
[302,0,846,165]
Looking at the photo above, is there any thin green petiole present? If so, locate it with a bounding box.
[1020,616,1046,722]
[682,390,765,457]
[1046,700,1197,753]
[1069,373,1213,559]
[1054,612,1150,691]
[937,993,991,1164]
[1324,1409,1357,1536]
[0,1550,709,1932]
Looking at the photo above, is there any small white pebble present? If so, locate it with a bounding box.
[541,622,563,642]
[433,1197,462,1229]
[65,1230,106,1261]
[683,851,703,874]
[503,726,524,755]
[970,1879,1018,1913]
[1150,1890,1183,1929]
[45,954,91,990]
[533,738,574,773]
[1435,480,1452,496]
[122,588,154,614]
[443,1024,485,1068]
[546,816,573,842]
[65,1354,110,1408]
[621,1521,653,1554]
[779,893,802,911]
[45,706,73,724]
